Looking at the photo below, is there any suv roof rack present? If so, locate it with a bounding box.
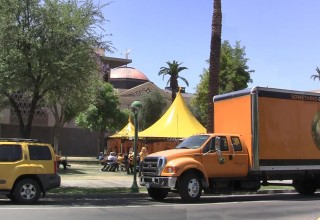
[0,138,39,142]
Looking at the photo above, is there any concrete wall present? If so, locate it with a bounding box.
[0,124,99,157]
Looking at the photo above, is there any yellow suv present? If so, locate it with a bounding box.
[0,138,61,204]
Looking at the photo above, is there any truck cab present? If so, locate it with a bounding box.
[140,134,253,202]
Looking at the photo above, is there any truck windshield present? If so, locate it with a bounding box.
[176,135,210,149]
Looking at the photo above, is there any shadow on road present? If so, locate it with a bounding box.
[162,192,320,205]
[1,192,319,207]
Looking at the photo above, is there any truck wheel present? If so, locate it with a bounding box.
[147,188,169,201]
[179,173,202,202]
[293,179,317,195]
[13,179,41,204]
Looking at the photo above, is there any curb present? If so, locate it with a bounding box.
[46,189,296,199]
[47,192,149,199]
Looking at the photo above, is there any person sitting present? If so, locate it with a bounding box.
[97,152,105,167]
[101,152,118,172]
[55,151,69,170]
[97,152,104,161]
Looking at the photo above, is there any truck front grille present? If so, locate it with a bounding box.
[141,157,165,176]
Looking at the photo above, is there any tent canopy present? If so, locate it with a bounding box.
[109,117,134,138]
[139,90,206,138]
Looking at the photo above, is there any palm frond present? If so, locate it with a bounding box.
[311,67,320,81]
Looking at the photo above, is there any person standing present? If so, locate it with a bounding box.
[139,146,148,161]
[138,146,148,176]
[117,153,124,171]
[127,148,134,174]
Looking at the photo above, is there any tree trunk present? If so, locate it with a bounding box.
[207,0,222,133]
[171,77,177,102]
[99,128,106,154]
[51,105,62,153]
[53,125,60,153]
[7,94,36,139]
[171,90,176,103]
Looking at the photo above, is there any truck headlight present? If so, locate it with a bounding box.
[164,166,179,174]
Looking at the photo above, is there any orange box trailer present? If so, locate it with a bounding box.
[214,86,320,172]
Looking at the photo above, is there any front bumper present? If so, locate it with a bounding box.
[140,176,177,188]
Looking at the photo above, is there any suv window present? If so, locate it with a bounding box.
[28,145,52,160]
[0,145,22,162]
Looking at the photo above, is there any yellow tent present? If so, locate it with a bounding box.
[138,90,206,138]
[109,117,135,138]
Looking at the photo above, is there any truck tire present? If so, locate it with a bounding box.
[293,179,317,195]
[13,178,41,204]
[147,188,169,201]
[178,173,202,202]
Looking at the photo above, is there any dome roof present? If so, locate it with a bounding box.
[110,67,149,81]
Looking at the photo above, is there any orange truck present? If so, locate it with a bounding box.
[139,87,320,202]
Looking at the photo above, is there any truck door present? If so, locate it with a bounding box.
[229,136,248,177]
[202,136,248,178]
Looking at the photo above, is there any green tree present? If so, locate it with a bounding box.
[158,60,189,102]
[46,75,98,153]
[138,90,168,130]
[311,67,320,81]
[75,82,124,153]
[190,70,210,126]
[0,0,110,138]
[219,41,254,93]
[207,0,222,133]
[119,108,134,127]
[191,40,254,125]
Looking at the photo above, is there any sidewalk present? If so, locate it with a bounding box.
[59,157,138,188]
[60,157,294,192]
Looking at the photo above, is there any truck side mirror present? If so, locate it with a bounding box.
[215,136,225,164]
[215,137,221,151]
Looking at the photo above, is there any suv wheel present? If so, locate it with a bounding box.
[13,179,41,204]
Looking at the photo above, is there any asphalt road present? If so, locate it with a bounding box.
[1,159,317,220]
[0,192,320,220]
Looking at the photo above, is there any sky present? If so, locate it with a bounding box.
[97,0,320,94]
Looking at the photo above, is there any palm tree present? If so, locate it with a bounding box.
[207,0,222,133]
[311,67,320,81]
[159,60,189,102]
